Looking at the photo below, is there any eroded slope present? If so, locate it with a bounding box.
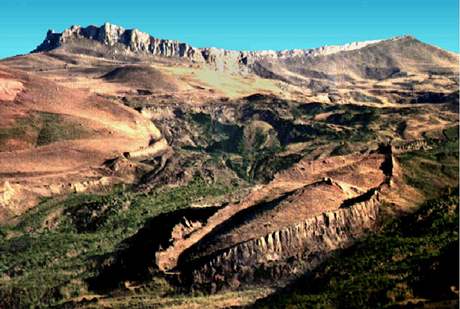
[0,65,167,220]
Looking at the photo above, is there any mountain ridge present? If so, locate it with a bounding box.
[30,22,458,83]
[33,22,421,61]
[0,20,458,309]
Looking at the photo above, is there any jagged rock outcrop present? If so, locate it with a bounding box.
[178,147,396,290]
[33,23,420,74]
[25,23,460,105]
[33,23,204,62]
[392,139,432,153]
[33,23,383,63]
[0,181,15,208]
[0,181,21,219]
[151,151,388,272]
[184,193,380,291]
[91,146,394,294]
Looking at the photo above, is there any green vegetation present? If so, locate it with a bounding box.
[190,112,245,154]
[399,125,459,196]
[185,103,394,182]
[0,178,233,308]
[35,112,90,146]
[253,124,459,308]
[0,117,32,147]
[188,112,286,182]
[1,98,454,308]
[325,109,379,126]
[0,112,90,148]
[159,100,436,185]
[254,188,459,309]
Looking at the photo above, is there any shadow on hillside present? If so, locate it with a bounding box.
[86,206,219,293]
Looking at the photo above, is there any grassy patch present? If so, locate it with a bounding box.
[399,126,459,196]
[0,115,39,148]
[0,112,91,148]
[36,112,90,146]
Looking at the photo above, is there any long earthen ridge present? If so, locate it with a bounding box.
[176,145,397,289]
[188,194,380,290]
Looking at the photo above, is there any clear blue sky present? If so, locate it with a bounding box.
[0,0,458,59]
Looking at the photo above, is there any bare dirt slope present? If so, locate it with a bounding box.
[153,152,389,271]
[2,30,458,107]
[1,51,295,104]
[0,65,163,220]
[0,24,458,308]
[252,36,459,104]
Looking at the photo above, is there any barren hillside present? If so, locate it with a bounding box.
[0,23,457,308]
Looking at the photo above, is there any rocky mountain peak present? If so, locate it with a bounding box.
[33,23,201,60]
[32,22,392,60]
[32,23,446,75]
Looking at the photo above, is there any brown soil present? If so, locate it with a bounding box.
[101,65,179,91]
[155,152,387,270]
[0,65,162,221]
[182,153,387,260]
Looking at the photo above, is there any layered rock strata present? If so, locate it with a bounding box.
[186,193,380,290]
[33,23,383,70]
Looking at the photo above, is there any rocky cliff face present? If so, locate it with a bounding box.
[33,23,201,61]
[184,193,380,291]
[32,23,386,71]
[27,22,460,105]
[31,23,459,98]
[173,146,396,291]
[392,139,432,153]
